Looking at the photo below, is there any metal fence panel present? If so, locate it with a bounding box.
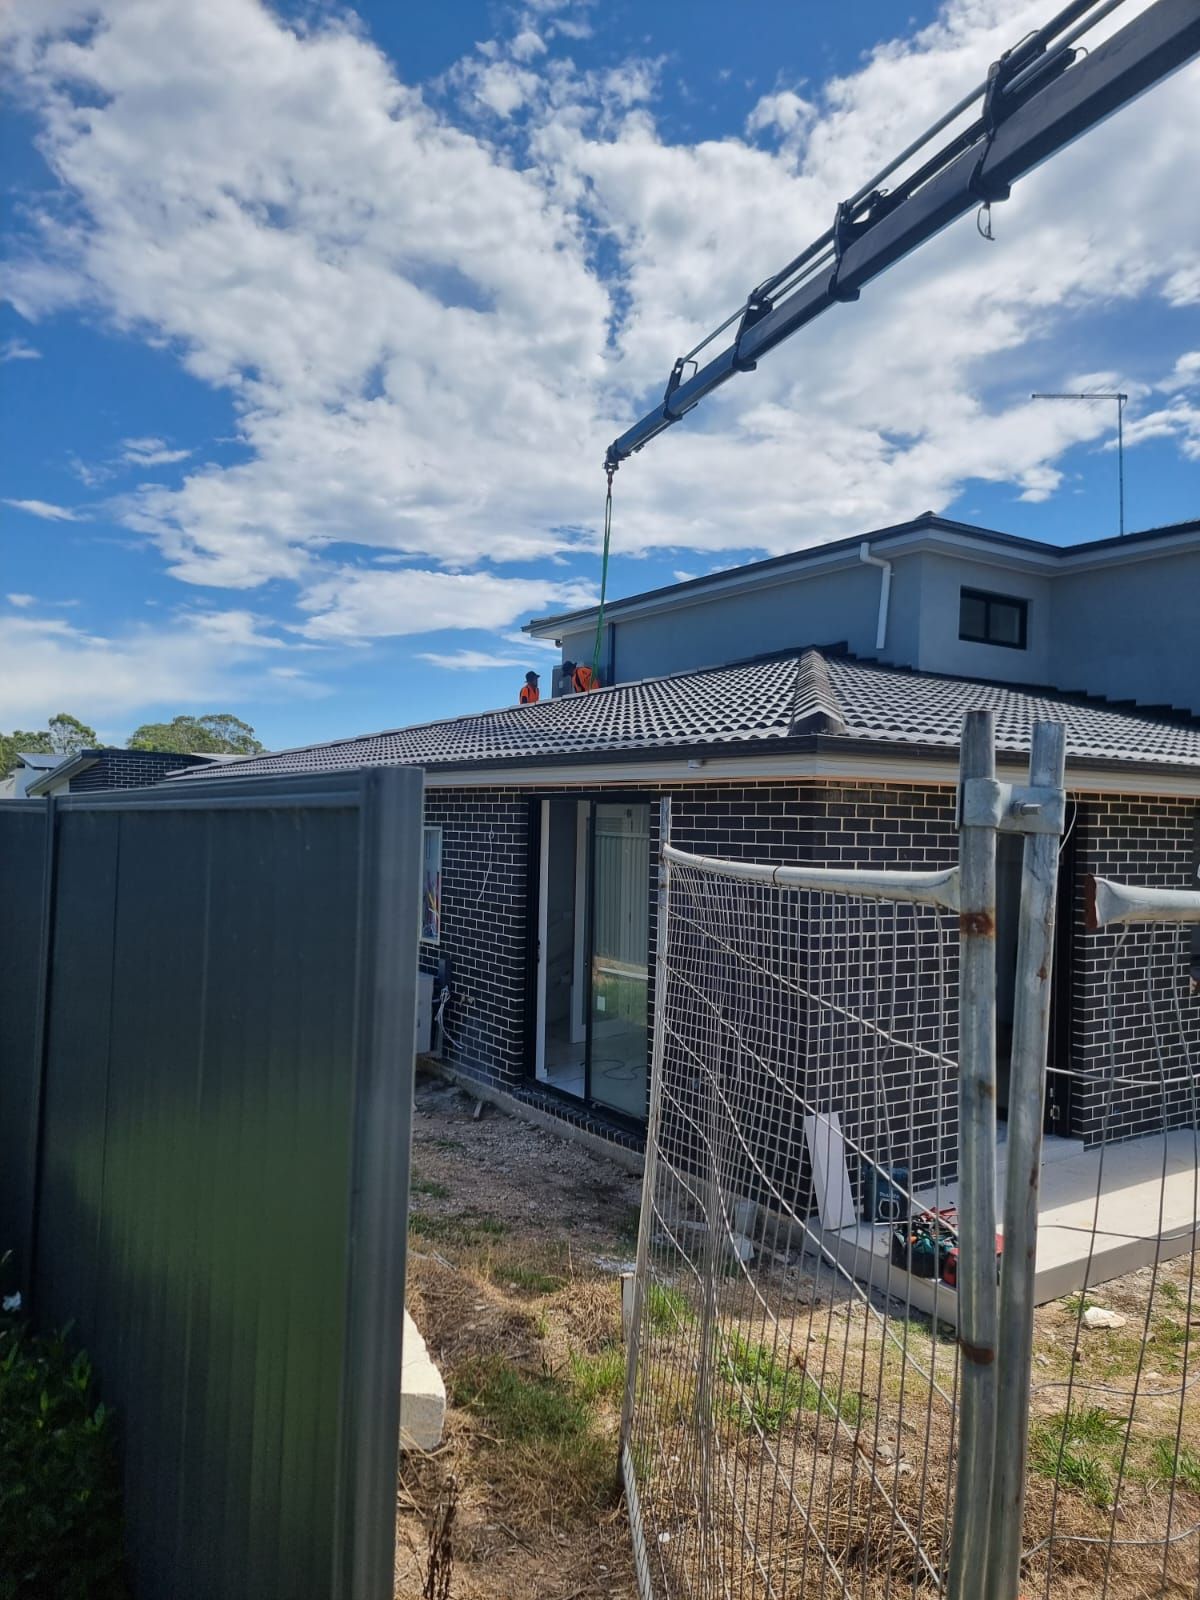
[623,804,966,1599]
[1019,873,1200,1598]
[0,768,421,1600]
[0,800,49,1278]
[622,715,1074,1600]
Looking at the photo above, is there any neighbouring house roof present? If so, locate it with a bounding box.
[15,752,60,770]
[25,747,227,797]
[172,649,1200,785]
[525,512,1200,637]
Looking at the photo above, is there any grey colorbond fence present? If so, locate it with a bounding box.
[0,801,49,1291]
[0,767,422,1600]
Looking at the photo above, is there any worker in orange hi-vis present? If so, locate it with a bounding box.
[519,671,540,705]
[572,662,599,693]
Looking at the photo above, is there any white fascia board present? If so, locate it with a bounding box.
[1057,528,1200,575]
[423,751,1200,797]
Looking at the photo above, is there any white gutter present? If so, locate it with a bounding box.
[859,542,892,651]
[422,751,1200,799]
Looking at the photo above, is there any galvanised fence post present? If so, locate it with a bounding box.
[985,720,1067,1600]
[946,708,1000,1597]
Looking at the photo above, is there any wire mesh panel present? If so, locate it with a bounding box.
[623,843,965,1600]
[1021,878,1200,1600]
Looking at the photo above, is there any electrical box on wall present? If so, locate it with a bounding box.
[415,972,434,1054]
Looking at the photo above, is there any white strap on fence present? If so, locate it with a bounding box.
[662,844,960,909]
[1086,874,1200,929]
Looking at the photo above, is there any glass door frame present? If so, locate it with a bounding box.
[528,790,653,1126]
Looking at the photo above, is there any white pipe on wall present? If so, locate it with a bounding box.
[859,541,892,652]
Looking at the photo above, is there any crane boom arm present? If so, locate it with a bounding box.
[606,0,1200,468]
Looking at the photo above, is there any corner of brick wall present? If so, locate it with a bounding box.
[418,789,531,1091]
[1069,793,1200,1147]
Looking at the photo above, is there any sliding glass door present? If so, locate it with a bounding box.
[588,803,650,1117]
[535,798,650,1120]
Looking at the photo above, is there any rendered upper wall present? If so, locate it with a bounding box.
[549,534,1200,715]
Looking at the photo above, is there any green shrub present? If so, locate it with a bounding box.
[0,1310,127,1600]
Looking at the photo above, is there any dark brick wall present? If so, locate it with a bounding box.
[69,750,214,791]
[418,776,1198,1167]
[421,778,961,1192]
[1068,794,1200,1146]
[418,788,533,1090]
[664,782,960,1197]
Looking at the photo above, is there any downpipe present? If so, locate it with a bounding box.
[859,542,892,652]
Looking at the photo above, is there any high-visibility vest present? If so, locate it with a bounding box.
[519,684,539,704]
[572,664,598,693]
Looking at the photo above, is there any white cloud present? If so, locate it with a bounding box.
[1160,351,1200,392]
[3,497,85,521]
[68,452,115,488]
[6,592,36,606]
[1121,400,1200,461]
[474,61,539,116]
[0,608,305,730]
[0,0,1196,639]
[745,89,814,141]
[0,336,41,361]
[510,29,546,63]
[416,648,528,670]
[121,435,192,466]
[297,566,594,640]
[502,628,560,652]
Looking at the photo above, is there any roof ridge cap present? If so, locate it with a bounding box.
[789,649,847,735]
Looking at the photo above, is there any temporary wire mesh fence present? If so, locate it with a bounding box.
[1020,878,1200,1600]
[621,838,1200,1600]
[622,844,965,1600]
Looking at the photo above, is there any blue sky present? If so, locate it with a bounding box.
[2,0,1198,750]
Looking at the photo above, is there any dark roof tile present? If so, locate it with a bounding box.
[174,650,1200,781]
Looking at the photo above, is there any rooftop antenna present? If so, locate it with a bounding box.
[1030,390,1128,537]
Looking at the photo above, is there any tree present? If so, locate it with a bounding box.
[47,713,98,755]
[126,713,264,756]
[1,729,50,778]
[1,716,94,778]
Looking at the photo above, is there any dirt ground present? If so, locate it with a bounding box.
[395,1072,1198,1600]
[396,1073,643,1600]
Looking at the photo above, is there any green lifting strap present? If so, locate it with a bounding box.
[590,463,616,687]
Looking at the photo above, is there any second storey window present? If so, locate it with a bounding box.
[959,587,1028,649]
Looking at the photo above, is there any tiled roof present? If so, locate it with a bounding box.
[824,657,1200,768]
[175,650,1200,781]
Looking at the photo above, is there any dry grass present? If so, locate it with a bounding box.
[395,1076,640,1599]
[397,1076,1198,1599]
[397,1248,636,1599]
[632,1249,1199,1600]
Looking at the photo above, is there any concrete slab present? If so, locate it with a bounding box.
[400,1308,446,1452]
[821,1129,1199,1326]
